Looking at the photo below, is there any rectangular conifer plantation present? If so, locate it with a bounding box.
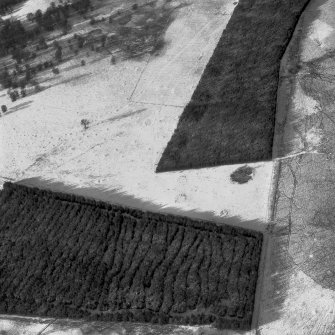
[0,182,263,330]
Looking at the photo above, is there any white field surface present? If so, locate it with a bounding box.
[0,0,273,226]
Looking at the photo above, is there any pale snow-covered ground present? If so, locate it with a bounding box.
[0,0,273,225]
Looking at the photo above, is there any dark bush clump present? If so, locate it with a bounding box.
[230,165,254,184]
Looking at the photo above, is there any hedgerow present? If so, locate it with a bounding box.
[0,182,262,330]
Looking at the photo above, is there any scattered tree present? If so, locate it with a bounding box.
[0,69,12,89]
[55,46,63,63]
[38,36,48,50]
[81,119,89,130]
[1,105,7,114]
[9,90,19,102]
[26,12,35,22]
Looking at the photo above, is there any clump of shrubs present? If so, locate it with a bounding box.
[230,165,254,184]
[81,118,89,130]
[8,90,19,102]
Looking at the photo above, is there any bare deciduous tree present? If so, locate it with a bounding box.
[81,119,89,130]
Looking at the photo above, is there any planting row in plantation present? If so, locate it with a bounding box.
[156,0,311,172]
[0,182,263,330]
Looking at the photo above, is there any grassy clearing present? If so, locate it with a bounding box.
[156,0,311,172]
[0,182,262,330]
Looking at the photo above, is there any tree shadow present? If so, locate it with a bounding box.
[255,228,294,330]
[16,176,268,234]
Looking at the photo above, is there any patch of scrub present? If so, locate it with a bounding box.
[230,165,254,185]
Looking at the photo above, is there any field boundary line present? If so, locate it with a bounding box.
[129,100,184,108]
[128,53,151,102]
[37,318,57,335]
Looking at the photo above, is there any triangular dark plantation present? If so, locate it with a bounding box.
[156,0,311,172]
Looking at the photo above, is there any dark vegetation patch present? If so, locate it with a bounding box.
[0,182,263,331]
[0,0,183,100]
[230,166,254,184]
[87,1,185,59]
[0,0,26,15]
[156,0,311,172]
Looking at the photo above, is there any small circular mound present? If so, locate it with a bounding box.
[230,165,254,184]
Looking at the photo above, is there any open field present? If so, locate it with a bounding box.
[0,0,274,226]
[0,182,262,330]
[156,0,311,172]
